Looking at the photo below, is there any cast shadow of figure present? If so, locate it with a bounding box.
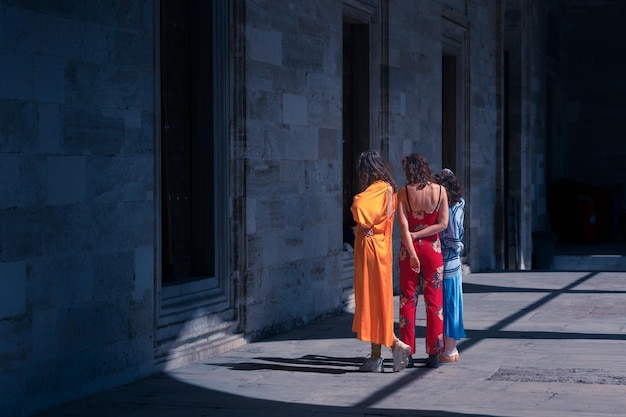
[217,354,436,374]
[222,355,364,374]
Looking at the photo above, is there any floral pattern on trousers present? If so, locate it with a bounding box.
[399,238,444,355]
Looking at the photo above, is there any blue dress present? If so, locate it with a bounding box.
[440,198,466,340]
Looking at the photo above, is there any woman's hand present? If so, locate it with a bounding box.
[410,256,420,273]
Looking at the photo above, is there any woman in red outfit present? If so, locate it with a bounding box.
[397,153,449,368]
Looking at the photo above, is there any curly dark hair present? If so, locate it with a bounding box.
[401,153,433,189]
[435,168,464,205]
[357,150,397,191]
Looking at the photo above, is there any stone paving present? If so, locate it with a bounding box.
[35,270,626,417]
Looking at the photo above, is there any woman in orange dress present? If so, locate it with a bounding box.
[351,150,411,373]
[397,153,449,368]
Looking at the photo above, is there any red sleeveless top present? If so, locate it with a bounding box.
[403,184,442,242]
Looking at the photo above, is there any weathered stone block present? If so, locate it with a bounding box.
[0,99,37,152]
[250,27,282,66]
[282,93,308,126]
[47,156,85,205]
[0,153,18,209]
[0,261,25,319]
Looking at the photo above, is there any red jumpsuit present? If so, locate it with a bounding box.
[398,185,444,356]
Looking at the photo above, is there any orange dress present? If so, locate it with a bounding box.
[351,180,397,347]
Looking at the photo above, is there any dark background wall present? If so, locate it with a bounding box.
[548,1,626,243]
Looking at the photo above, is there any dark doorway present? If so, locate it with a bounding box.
[160,0,215,283]
[503,50,518,269]
[342,21,370,247]
[442,54,457,173]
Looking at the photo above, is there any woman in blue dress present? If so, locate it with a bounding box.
[435,168,466,363]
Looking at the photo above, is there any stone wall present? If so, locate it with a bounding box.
[0,2,156,416]
[386,0,499,271]
[241,0,346,335]
[239,0,502,336]
[466,0,500,270]
[0,1,527,416]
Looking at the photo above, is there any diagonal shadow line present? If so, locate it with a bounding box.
[563,289,626,294]
[463,283,555,293]
[413,326,626,342]
[465,328,626,341]
[353,271,600,408]
[459,271,599,350]
[462,282,626,295]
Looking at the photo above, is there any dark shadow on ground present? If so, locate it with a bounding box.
[34,370,500,417]
[464,328,626,341]
[214,354,433,375]
[463,282,626,294]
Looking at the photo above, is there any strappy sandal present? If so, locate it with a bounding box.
[437,352,459,363]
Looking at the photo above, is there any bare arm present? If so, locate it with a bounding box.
[397,193,421,271]
[411,186,450,240]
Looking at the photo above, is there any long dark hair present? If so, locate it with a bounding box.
[401,153,433,189]
[435,168,464,205]
[357,150,396,191]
